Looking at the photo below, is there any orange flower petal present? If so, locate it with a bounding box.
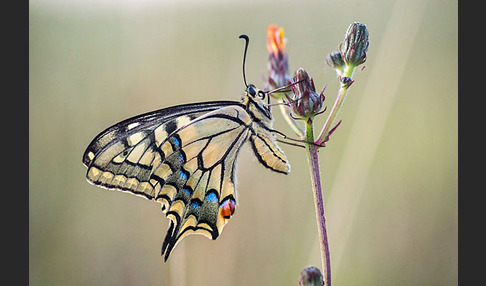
[267,25,285,57]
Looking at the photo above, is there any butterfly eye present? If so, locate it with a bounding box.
[247,86,256,97]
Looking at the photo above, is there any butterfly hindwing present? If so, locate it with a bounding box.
[155,105,252,260]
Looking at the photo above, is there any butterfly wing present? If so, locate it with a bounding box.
[83,100,239,198]
[83,101,238,170]
[156,105,256,260]
[83,101,253,260]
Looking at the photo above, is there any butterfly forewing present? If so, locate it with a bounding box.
[83,101,236,167]
[84,102,232,194]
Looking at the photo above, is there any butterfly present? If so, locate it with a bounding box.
[82,35,292,261]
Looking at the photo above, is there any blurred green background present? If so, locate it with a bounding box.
[29,0,457,285]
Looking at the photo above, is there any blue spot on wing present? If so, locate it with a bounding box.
[205,192,218,203]
[179,170,188,181]
[183,187,192,196]
[191,200,202,210]
[172,136,181,148]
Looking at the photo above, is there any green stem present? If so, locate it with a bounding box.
[305,119,332,286]
[316,65,355,145]
[277,97,304,137]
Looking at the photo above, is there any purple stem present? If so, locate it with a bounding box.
[305,122,332,286]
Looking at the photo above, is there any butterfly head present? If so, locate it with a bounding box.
[242,84,272,121]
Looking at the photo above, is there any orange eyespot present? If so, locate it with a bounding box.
[220,199,236,219]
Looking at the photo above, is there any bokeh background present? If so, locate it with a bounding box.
[29,0,457,285]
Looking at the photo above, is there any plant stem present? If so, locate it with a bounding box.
[305,119,331,286]
[277,97,304,137]
[316,65,355,145]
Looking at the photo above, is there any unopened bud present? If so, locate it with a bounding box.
[340,22,369,67]
[299,266,324,286]
[290,68,325,119]
[340,76,354,88]
[326,51,345,74]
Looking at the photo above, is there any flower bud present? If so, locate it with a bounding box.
[340,76,354,88]
[326,51,345,74]
[299,266,324,286]
[290,68,325,120]
[340,22,369,67]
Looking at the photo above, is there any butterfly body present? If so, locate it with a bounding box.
[83,85,289,260]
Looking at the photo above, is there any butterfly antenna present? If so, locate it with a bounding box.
[239,34,250,88]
